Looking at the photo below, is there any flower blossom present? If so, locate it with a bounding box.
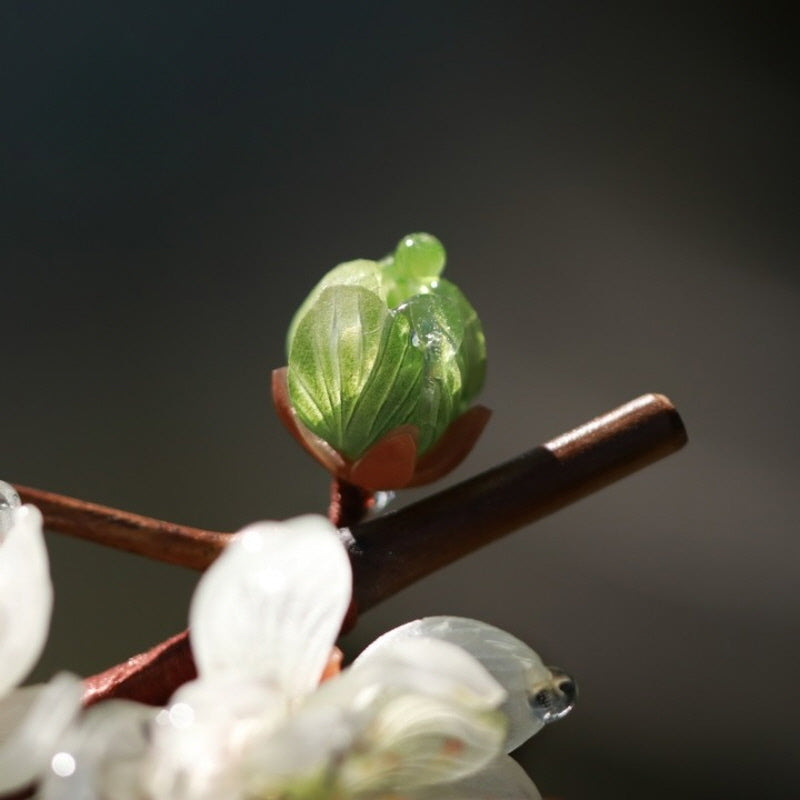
[0,481,83,796]
[34,514,575,799]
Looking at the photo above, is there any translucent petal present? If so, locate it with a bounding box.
[189,515,351,699]
[38,699,156,800]
[414,754,542,800]
[0,480,21,536]
[0,673,82,793]
[286,258,387,353]
[396,293,461,453]
[0,505,53,696]
[288,284,426,460]
[432,278,487,403]
[241,691,359,799]
[144,676,287,800]
[243,659,505,799]
[338,692,506,794]
[351,637,506,711]
[356,616,570,752]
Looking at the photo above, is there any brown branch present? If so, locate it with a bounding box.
[15,392,686,707]
[328,478,373,528]
[349,392,687,609]
[82,630,196,707]
[327,478,374,633]
[13,487,231,571]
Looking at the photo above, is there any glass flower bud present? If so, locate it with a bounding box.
[273,233,490,491]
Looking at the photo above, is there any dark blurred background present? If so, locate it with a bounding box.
[2,2,797,798]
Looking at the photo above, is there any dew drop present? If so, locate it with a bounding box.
[368,491,396,516]
[0,479,21,536]
[168,701,195,729]
[51,751,77,778]
[527,666,577,724]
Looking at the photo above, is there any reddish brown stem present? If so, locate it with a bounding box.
[16,392,686,708]
[328,478,373,528]
[13,487,230,570]
[349,392,687,609]
[328,478,374,632]
[83,630,195,707]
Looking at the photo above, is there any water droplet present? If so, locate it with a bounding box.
[368,491,396,516]
[0,480,21,536]
[527,666,577,724]
[168,701,195,729]
[51,751,77,778]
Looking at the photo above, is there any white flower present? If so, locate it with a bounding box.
[36,698,156,800]
[0,481,83,795]
[0,483,51,697]
[33,512,573,799]
[139,514,569,799]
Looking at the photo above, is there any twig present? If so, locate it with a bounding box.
[327,478,374,632]
[13,487,230,570]
[81,630,195,707]
[14,392,686,706]
[328,478,373,528]
[349,392,687,608]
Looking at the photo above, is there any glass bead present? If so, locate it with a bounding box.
[392,232,446,282]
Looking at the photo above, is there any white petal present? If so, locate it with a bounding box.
[415,754,542,800]
[241,693,359,799]
[144,676,288,800]
[352,637,506,711]
[356,616,560,751]
[189,515,351,699]
[243,667,505,799]
[338,692,506,794]
[0,480,21,536]
[37,699,157,800]
[0,505,53,696]
[0,672,83,793]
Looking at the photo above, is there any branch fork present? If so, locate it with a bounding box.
[14,392,686,708]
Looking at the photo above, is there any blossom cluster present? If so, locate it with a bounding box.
[0,480,575,799]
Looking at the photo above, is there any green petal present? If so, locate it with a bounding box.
[430,279,486,405]
[396,294,461,453]
[288,285,425,460]
[397,283,486,453]
[286,259,387,355]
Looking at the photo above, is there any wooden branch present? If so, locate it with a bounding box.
[349,392,686,609]
[12,487,231,571]
[14,392,686,707]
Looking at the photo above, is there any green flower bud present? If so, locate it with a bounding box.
[285,234,486,464]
